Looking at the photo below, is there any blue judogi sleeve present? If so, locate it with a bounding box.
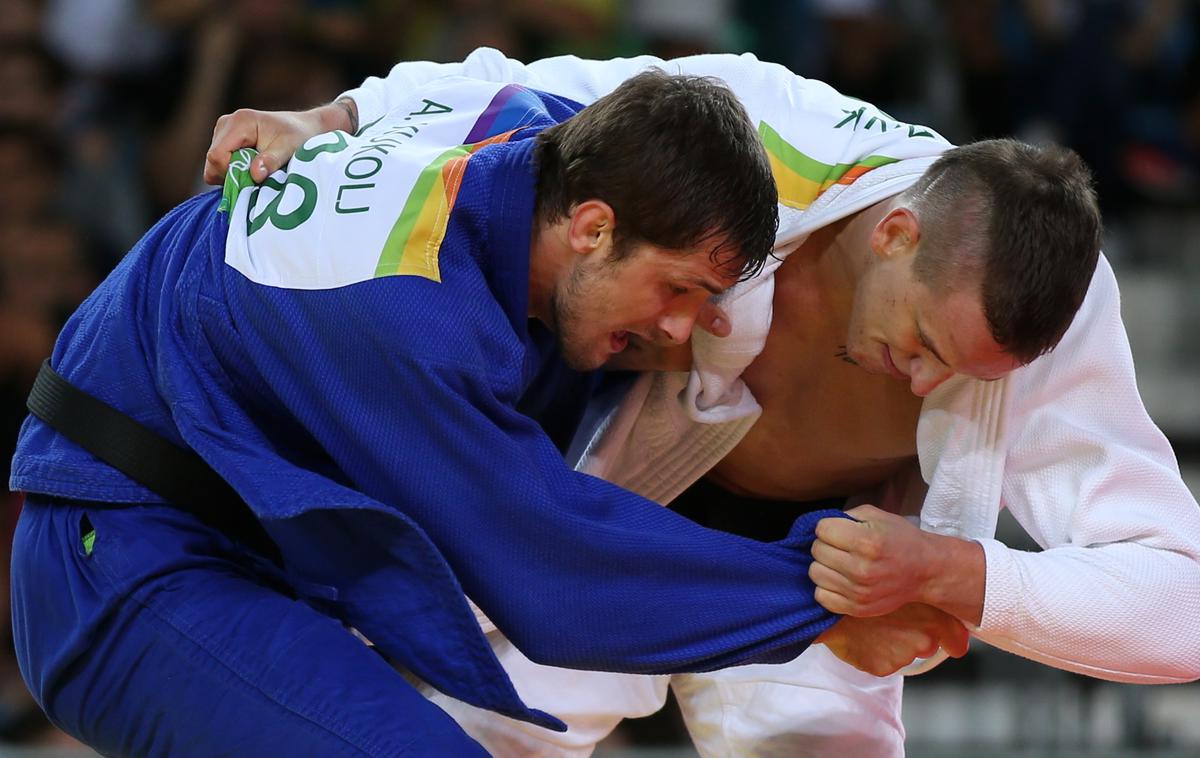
[223,270,840,675]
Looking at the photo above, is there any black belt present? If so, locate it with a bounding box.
[26,359,281,563]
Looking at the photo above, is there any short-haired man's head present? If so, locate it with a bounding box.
[904,139,1101,364]
[533,70,778,281]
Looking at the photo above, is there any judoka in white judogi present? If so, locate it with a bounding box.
[328,49,1200,757]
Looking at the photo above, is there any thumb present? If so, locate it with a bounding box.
[695,300,730,338]
[942,622,971,658]
[250,151,283,183]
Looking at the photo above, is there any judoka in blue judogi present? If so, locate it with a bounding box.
[9,72,841,754]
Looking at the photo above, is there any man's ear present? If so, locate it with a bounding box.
[870,207,921,261]
[566,200,615,256]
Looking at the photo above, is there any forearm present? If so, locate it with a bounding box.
[974,539,1200,682]
[280,98,357,137]
[461,477,843,673]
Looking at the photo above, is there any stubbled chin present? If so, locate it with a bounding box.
[603,350,644,371]
[560,345,608,372]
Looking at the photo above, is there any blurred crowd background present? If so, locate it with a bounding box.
[1,0,1198,755]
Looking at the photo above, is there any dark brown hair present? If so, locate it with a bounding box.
[908,139,1102,363]
[533,69,778,281]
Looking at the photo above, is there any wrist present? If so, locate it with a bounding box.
[331,97,359,135]
[918,532,985,626]
[315,99,358,135]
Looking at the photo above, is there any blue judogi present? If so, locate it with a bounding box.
[10,79,840,755]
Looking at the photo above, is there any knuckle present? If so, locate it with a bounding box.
[859,534,883,561]
[815,520,833,540]
[852,558,874,582]
[919,632,936,653]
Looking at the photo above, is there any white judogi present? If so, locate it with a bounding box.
[343,49,1200,757]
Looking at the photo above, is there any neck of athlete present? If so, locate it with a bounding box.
[780,195,901,325]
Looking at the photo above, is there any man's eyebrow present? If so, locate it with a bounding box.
[689,277,725,296]
[917,323,948,365]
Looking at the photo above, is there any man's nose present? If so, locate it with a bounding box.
[909,359,953,397]
[655,308,699,345]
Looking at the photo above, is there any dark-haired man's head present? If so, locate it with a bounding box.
[529,70,779,370]
[908,139,1101,362]
[846,139,1101,396]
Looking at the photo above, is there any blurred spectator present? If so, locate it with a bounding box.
[940,0,1023,137]
[0,0,41,39]
[383,0,522,65]
[0,40,65,127]
[43,0,172,77]
[386,0,618,67]
[809,0,927,117]
[0,126,64,226]
[0,220,94,328]
[738,0,929,121]
[627,0,735,58]
[941,0,1198,215]
[509,0,619,58]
